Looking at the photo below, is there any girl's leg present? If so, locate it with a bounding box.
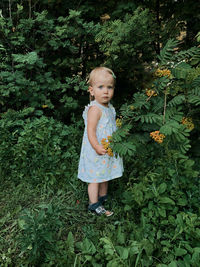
[99,181,108,197]
[99,182,113,216]
[88,181,113,216]
[88,183,99,204]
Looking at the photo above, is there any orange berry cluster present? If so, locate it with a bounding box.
[181,117,194,131]
[101,136,113,157]
[145,89,158,97]
[150,131,165,144]
[154,69,171,78]
[116,118,122,128]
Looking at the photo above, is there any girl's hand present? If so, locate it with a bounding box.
[95,144,107,155]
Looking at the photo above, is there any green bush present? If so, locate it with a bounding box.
[18,203,63,265]
[1,1,200,266]
[0,107,82,187]
[107,39,200,266]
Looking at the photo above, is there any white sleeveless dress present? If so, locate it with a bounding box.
[78,100,123,183]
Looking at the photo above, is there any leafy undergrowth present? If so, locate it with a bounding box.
[0,179,127,266]
[1,33,200,267]
[1,159,200,267]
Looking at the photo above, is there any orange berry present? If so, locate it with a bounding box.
[101,137,114,156]
[150,130,165,144]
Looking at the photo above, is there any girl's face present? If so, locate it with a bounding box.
[89,72,114,107]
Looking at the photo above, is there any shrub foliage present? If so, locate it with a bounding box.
[0,0,200,266]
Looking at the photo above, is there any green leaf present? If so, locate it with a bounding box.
[168,261,177,267]
[80,238,96,255]
[191,75,200,88]
[12,52,38,65]
[167,95,185,107]
[159,197,175,205]
[177,198,187,206]
[158,39,179,64]
[191,249,200,264]
[158,207,166,217]
[18,219,26,229]
[160,120,180,136]
[194,247,200,253]
[117,227,126,244]
[100,237,111,245]
[66,231,74,253]
[116,246,129,260]
[175,248,187,256]
[172,62,192,79]
[158,183,167,194]
[107,260,119,267]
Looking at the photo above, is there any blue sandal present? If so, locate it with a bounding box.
[88,201,113,217]
[98,194,108,205]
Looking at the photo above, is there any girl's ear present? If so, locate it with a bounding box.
[88,86,95,101]
[88,86,94,96]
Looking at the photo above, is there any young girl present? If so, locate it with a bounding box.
[78,67,123,216]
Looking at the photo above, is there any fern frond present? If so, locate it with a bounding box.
[179,141,191,154]
[165,107,183,121]
[129,133,150,144]
[174,47,200,62]
[135,113,162,124]
[160,120,181,135]
[113,142,136,157]
[112,124,132,142]
[191,75,200,88]
[189,88,200,96]
[153,76,170,91]
[151,98,164,113]
[187,95,200,105]
[158,39,179,64]
[187,77,200,105]
[167,95,185,107]
[191,52,200,65]
[160,122,191,154]
[133,93,149,109]
[172,62,192,79]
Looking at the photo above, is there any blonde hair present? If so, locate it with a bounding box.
[87,67,116,101]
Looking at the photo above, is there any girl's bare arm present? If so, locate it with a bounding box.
[87,106,107,155]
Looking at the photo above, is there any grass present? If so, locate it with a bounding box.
[0,177,127,266]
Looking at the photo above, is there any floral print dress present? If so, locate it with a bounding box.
[78,100,124,183]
